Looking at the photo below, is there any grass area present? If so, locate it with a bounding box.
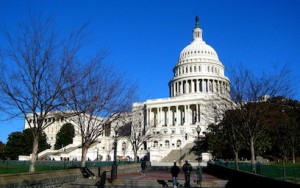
[0,160,136,174]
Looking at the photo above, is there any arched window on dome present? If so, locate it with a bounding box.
[194,66,196,72]
[208,66,210,72]
[186,67,188,73]
[211,67,214,72]
[182,67,184,74]
[190,67,192,73]
[199,66,201,72]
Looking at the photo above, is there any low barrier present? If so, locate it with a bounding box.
[205,162,300,188]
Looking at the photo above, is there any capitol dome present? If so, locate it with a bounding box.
[177,17,221,65]
[168,17,230,98]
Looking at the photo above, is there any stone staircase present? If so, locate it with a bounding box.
[160,143,195,163]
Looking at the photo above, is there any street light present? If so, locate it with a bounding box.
[196,125,202,185]
[111,127,119,181]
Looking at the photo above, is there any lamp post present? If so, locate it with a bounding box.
[196,125,202,185]
[111,127,119,181]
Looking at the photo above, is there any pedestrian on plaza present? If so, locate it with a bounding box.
[141,160,147,175]
[170,162,181,188]
[182,160,192,187]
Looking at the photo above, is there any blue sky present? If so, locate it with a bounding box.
[0,0,299,143]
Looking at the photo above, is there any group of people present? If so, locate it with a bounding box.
[140,160,193,188]
[171,160,193,188]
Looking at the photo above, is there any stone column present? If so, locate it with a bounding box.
[185,105,189,125]
[180,81,183,95]
[176,106,179,126]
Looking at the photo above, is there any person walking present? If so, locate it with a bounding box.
[170,162,181,188]
[182,160,192,187]
[141,160,146,175]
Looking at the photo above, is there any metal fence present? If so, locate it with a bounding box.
[214,160,300,183]
[0,160,136,174]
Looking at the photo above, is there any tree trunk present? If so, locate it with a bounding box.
[29,136,39,172]
[81,146,88,167]
[234,150,239,170]
[292,148,296,164]
[250,137,256,173]
[134,150,138,161]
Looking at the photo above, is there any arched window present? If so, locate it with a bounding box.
[122,142,126,151]
[176,140,182,147]
[165,140,170,148]
[154,140,158,147]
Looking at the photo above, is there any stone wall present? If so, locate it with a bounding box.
[0,163,140,188]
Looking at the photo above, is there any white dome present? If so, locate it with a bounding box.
[179,40,220,62]
[178,19,220,64]
[168,17,230,98]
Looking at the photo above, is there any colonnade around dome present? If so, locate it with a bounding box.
[169,78,229,97]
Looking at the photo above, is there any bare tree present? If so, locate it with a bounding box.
[124,104,155,161]
[0,15,88,172]
[227,64,294,173]
[64,59,136,167]
[219,110,246,170]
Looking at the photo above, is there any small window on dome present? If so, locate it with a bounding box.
[190,67,192,72]
[199,66,201,72]
[194,51,196,54]
[194,66,196,72]
[208,66,210,72]
[186,67,188,73]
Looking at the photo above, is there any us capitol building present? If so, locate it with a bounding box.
[22,17,230,163]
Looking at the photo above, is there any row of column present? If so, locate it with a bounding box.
[169,78,229,97]
[146,104,202,127]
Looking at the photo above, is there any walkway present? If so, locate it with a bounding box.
[106,170,227,188]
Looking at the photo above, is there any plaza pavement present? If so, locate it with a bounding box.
[104,169,228,188]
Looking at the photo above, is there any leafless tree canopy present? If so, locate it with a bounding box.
[0,15,110,171]
[65,59,137,166]
[228,64,294,104]
[123,105,155,161]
